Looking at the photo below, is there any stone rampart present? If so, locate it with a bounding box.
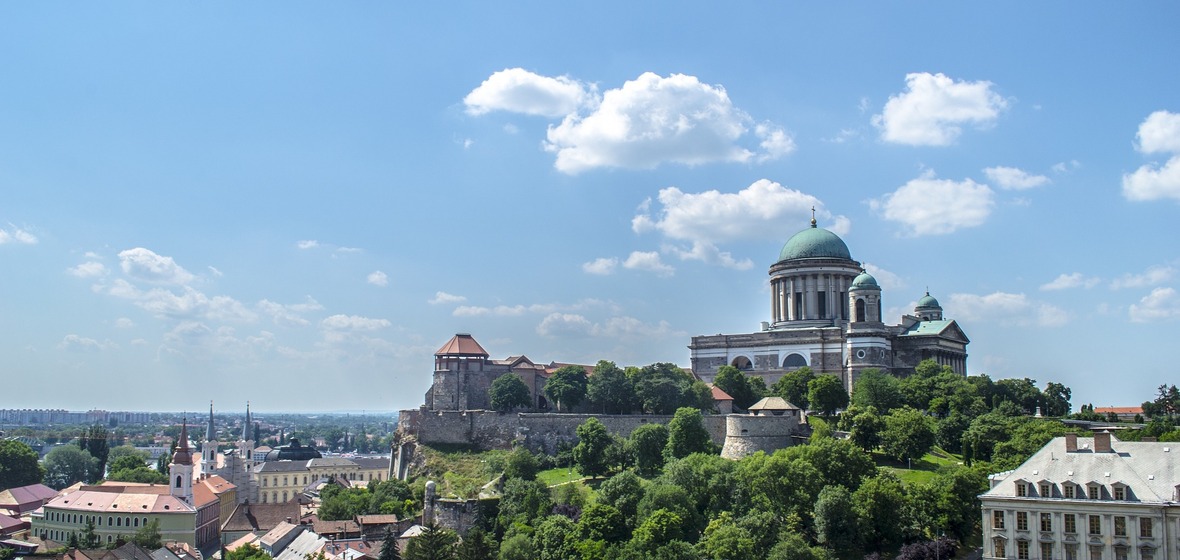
[720,414,800,459]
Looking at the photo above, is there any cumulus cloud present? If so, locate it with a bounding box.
[871,171,994,236]
[114,317,135,328]
[1129,287,1180,322]
[320,314,391,331]
[429,291,467,305]
[107,279,257,323]
[68,261,108,278]
[367,271,389,287]
[118,248,195,285]
[863,263,905,291]
[1051,160,1081,173]
[0,225,37,245]
[536,312,678,339]
[633,179,837,269]
[622,251,674,276]
[946,292,1067,327]
[453,305,528,317]
[536,312,595,337]
[1110,265,1174,290]
[1040,272,1100,291]
[297,240,319,250]
[58,334,117,352]
[873,72,1007,146]
[984,166,1050,190]
[1123,111,1180,201]
[582,257,618,275]
[257,297,323,326]
[464,68,593,118]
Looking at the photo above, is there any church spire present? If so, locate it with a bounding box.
[810,206,817,228]
[206,401,216,442]
[244,402,253,442]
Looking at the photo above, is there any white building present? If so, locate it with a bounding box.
[980,433,1179,560]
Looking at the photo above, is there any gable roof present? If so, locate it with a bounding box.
[0,484,59,514]
[221,501,301,533]
[748,396,800,411]
[898,319,970,343]
[434,334,488,357]
[709,385,734,402]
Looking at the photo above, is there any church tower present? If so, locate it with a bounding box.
[845,271,892,391]
[170,419,195,505]
[237,403,257,503]
[202,401,218,467]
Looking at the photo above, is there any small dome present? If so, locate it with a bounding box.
[916,292,941,309]
[778,225,852,262]
[263,438,322,462]
[850,271,879,290]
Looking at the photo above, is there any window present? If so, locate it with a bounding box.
[1089,547,1102,560]
[1041,483,1051,497]
[1064,484,1075,499]
[1114,548,1127,560]
[1017,511,1029,531]
[1042,543,1054,560]
[1065,514,1077,534]
[1018,541,1030,560]
[1140,518,1153,538]
[263,478,268,487]
[1089,515,1101,535]
[1113,486,1125,500]
[1041,513,1053,532]
[1142,550,1154,560]
[994,539,1007,559]
[1065,545,1077,560]
[1114,517,1126,537]
[1089,485,1101,500]
[1017,483,1028,497]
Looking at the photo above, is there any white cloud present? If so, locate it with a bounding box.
[320,314,391,331]
[68,261,108,278]
[984,166,1050,190]
[107,279,258,323]
[1110,265,1174,290]
[257,297,323,326]
[114,317,135,328]
[582,257,618,275]
[1040,272,1100,291]
[623,251,674,276]
[367,271,389,287]
[297,240,319,250]
[1135,110,1180,154]
[0,225,37,245]
[428,291,467,305]
[58,334,117,352]
[1123,111,1180,201]
[871,171,994,236]
[873,72,1007,146]
[118,248,195,285]
[946,291,1067,327]
[1129,287,1180,322]
[536,313,594,337]
[464,68,593,118]
[544,72,791,173]
[208,266,223,277]
[663,242,752,270]
[863,263,905,291]
[1051,160,1081,173]
[452,305,528,317]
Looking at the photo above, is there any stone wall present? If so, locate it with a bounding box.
[399,409,727,453]
[720,413,801,459]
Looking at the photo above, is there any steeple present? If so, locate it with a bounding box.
[206,401,216,442]
[170,418,195,504]
[202,402,218,465]
[244,402,252,442]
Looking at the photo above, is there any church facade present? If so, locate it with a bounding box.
[690,217,970,392]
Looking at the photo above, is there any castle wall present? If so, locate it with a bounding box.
[720,414,800,460]
[399,409,726,454]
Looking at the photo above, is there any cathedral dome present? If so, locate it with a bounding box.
[263,438,322,462]
[851,271,879,290]
[916,292,941,309]
[778,224,852,262]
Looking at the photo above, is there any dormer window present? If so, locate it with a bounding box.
[1064,484,1075,499]
[1039,482,1052,497]
[1088,484,1101,500]
[1016,481,1029,497]
[1113,485,1125,501]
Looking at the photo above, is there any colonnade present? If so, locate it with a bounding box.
[771,272,854,323]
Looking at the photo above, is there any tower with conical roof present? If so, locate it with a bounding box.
[170,419,195,504]
[201,401,218,467]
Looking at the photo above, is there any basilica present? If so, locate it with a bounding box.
[689,216,969,392]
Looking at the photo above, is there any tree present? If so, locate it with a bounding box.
[107,453,149,473]
[813,485,859,557]
[544,366,589,412]
[573,418,612,478]
[994,378,1041,415]
[881,407,936,463]
[627,423,669,477]
[847,406,885,452]
[78,425,110,483]
[496,479,551,532]
[664,407,715,460]
[455,528,494,560]
[632,363,706,414]
[786,436,876,492]
[598,471,644,527]
[44,445,97,489]
[496,534,533,560]
[0,440,46,489]
[489,374,532,412]
[714,366,762,410]
[226,545,273,560]
[770,366,815,410]
[502,447,540,481]
[852,369,903,414]
[768,533,831,560]
[853,472,909,553]
[532,515,578,560]
[630,509,686,551]
[403,522,458,560]
[107,466,168,484]
[699,511,757,560]
[577,503,627,543]
[807,375,848,417]
[587,360,635,414]
[131,519,162,549]
[378,528,403,560]
[1041,382,1072,417]
[80,519,101,549]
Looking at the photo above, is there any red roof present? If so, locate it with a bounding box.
[1094,406,1143,415]
[710,385,733,401]
[435,334,489,357]
[0,484,59,514]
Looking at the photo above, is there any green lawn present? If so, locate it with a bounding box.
[537,466,586,486]
[875,447,965,485]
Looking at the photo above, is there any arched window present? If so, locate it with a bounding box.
[855,299,866,322]
[175,475,182,488]
[783,353,807,368]
[731,356,753,370]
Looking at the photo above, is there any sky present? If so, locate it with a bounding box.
[1,3,1178,414]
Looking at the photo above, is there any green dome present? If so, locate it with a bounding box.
[778,225,852,262]
[850,271,879,290]
[916,292,941,308]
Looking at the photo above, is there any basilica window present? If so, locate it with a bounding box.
[994,539,1006,559]
[855,299,866,322]
[1041,543,1054,560]
[1065,514,1077,534]
[1089,515,1101,535]
[1017,511,1028,531]
[1139,518,1152,538]
[1017,541,1029,560]
[1041,513,1052,532]
[817,292,827,319]
[1114,517,1126,537]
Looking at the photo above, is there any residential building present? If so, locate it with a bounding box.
[980,433,1179,560]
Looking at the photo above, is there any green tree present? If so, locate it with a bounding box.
[107,453,149,473]
[455,528,494,560]
[0,440,46,489]
[532,515,578,560]
[768,533,831,560]
[853,472,909,553]
[994,377,1041,415]
[489,374,531,412]
[80,519,101,549]
[847,406,885,452]
[631,509,685,551]
[106,445,150,470]
[496,534,533,560]
[598,471,644,527]
[577,503,627,543]
[737,450,821,525]
[131,519,163,550]
[78,425,110,483]
[587,360,635,414]
[496,479,552,532]
[785,436,876,492]
[807,375,848,417]
[664,408,715,460]
[713,366,763,410]
[851,369,903,414]
[1041,382,1072,417]
[881,407,936,463]
[379,528,404,560]
[225,544,272,560]
[502,447,540,481]
[44,445,97,489]
[545,366,589,412]
[404,522,458,560]
[813,486,859,558]
[632,363,706,414]
[770,366,815,410]
[627,423,669,477]
[698,511,756,560]
[573,418,613,477]
[107,466,168,484]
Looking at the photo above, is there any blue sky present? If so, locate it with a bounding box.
[2,3,1178,413]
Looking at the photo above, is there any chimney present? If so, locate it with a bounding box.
[1094,431,1112,453]
[1065,433,1078,452]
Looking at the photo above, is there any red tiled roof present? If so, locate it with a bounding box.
[1094,406,1143,414]
[710,385,733,401]
[434,334,489,357]
[0,484,59,514]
